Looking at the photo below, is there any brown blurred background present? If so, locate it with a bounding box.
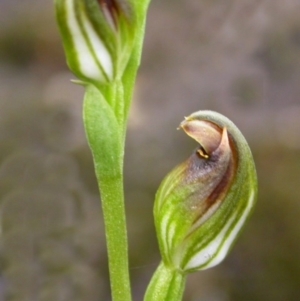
[1,0,300,300]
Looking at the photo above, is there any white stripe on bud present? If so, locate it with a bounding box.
[66,0,113,82]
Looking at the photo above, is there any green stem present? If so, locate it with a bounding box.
[98,171,131,301]
[144,262,187,301]
[83,85,131,301]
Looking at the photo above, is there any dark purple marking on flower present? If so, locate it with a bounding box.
[180,127,239,233]
[191,133,238,226]
[97,0,131,28]
[98,0,120,27]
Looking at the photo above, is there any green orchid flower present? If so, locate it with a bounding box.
[145,110,257,301]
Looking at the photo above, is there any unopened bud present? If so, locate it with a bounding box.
[55,0,136,84]
[154,110,257,272]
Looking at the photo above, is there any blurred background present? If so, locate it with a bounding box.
[0,0,300,300]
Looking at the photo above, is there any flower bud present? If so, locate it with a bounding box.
[154,110,257,272]
[55,0,136,84]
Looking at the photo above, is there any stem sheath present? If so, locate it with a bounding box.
[144,262,186,301]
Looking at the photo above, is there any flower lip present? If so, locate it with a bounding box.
[180,118,223,158]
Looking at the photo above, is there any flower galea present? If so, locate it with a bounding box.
[154,110,258,272]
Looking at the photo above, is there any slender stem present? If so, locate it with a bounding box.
[98,171,131,301]
[83,85,132,301]
[144,262,186,301]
